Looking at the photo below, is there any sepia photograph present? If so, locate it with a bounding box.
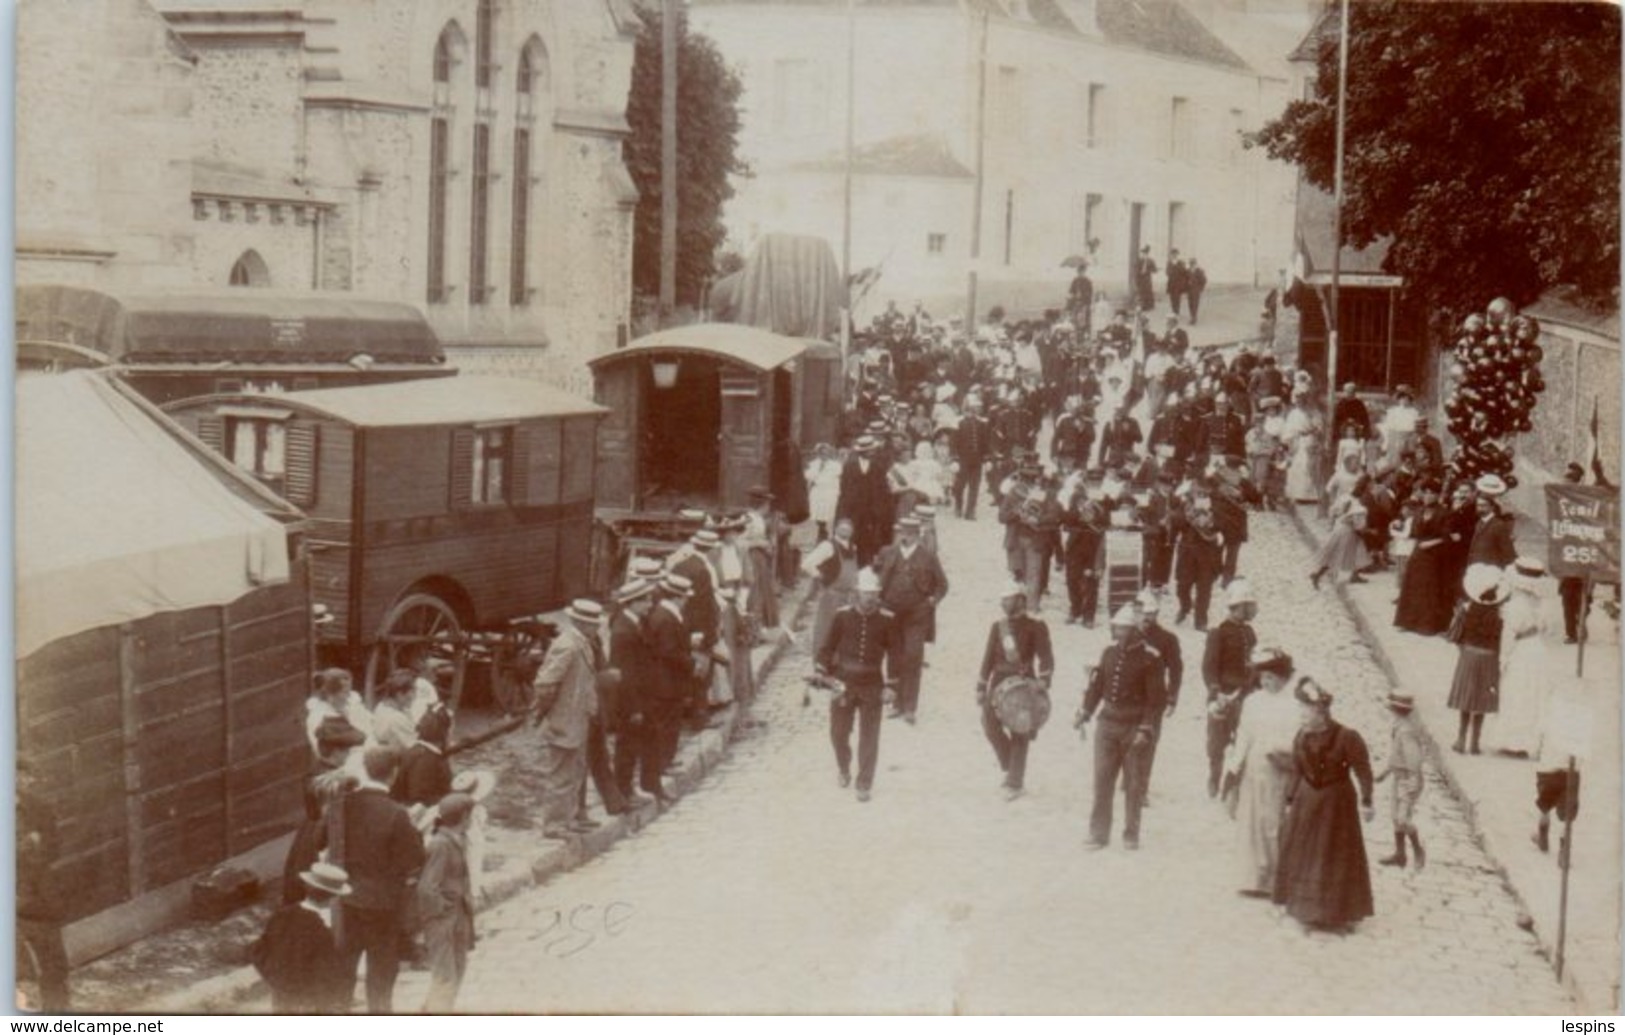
[11,0,1621,1016]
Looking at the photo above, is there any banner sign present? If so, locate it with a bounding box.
[1544,485,1620,581]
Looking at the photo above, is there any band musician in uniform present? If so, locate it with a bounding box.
[1203,579,1259,800]
[978,582,1055,801]
[815,569,898,802]
[1077,605,1167,850]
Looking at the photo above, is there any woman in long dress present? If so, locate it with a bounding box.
[1493,558,1552,756]
[1282,393,1324,504]
[1225,648,1302,897]
[1310,479,1371,590]
[1273,677,1375,932]
[1447,563,1508,755]
[1394,479,1449,633]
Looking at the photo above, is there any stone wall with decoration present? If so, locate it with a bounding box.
[15,0,198,290]
[1515,313,1620,483]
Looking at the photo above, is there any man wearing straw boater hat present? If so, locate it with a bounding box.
[837,434,894,565]
[252,861,354,1014]
[532,599,605,839]
[874,514,949,725]
[608,578,662,808]
[644,572,694,798]
[668,528,723,727]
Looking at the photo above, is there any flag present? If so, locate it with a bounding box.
[1589,397,1612,488]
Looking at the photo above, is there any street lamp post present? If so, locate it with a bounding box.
[1327,0,1350,405]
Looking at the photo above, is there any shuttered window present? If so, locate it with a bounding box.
[449,427,475,507]
[508,424,530,504]
[197,415,224,454]
[284,423,319,506]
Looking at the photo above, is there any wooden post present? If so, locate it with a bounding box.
[1575,574,1591,678]
[118,624,146,898]
[1556,753,1578,980]
[220,604,235,858]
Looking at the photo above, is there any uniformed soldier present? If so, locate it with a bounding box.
[978,582,1055,801]
[815,569,899,802]
[1133,590,1183,808]
[1202,579,1259,799]
[1078,605,1167,850]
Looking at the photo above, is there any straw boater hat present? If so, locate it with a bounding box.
[660,571,693,597]
[914,504,937,521]
[614,579,656,606]
[691,528,722,549]
[855,435,879,453]
[629,556,664,581]
[1386,693,1416,714]
[897,515,922,532]
[566,599,604,625]
[1510,556,1547,595]
[1462,563,1510,607]
[451,769,496,802]
[300,861,353,898]
[1474,474,1508,498]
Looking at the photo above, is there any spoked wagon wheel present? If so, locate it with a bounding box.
[363,592,467,707]
[473,621,554,718]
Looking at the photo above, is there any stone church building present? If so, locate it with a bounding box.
[16,0,641,390]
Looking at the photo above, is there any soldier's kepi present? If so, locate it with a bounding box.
[978,582,1055,802]
[815,567,899,803]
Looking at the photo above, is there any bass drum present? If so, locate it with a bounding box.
[991,675,1051,737]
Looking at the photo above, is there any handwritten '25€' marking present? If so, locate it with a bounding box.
[531,901,635,959]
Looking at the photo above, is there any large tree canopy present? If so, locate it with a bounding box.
[1253,2,1620,316]
[625,5,746,308]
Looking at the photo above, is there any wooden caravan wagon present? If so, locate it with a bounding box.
[165,376,607,707]
[588,323,842,582]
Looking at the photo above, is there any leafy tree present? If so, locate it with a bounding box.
[1252,2,1620,317]
[625,5,747,308]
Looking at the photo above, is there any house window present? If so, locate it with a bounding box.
[927,232,946,255]
[512,38,548,307]
[470,122,491,304]
[1168,201,1186,255]
[1087,83,1105,148]
[1086,193,1103,253]
[1170,96,1191,159]
[226,417,286,483]
[470,426,511,504]
[427,25,459,304]
[475,0,495,90]
[772,59,828,135]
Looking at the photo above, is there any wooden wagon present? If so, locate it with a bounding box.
[165,375,606,707]
[587,324,842,585]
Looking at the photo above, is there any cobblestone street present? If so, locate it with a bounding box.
[394,511,1575,1014]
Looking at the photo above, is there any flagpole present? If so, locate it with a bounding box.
[840,0,856,352]
[966,9,990,337]
[1327,0,1349,406]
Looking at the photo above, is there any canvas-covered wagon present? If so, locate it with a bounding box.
[164,376,607,708]
[15,284,453,404]
[17,370,312,963]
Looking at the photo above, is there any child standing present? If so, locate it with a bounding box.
[1375,692,1427,869]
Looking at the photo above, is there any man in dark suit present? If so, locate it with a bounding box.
[1135,246,1158,313]
[1332,383,1372,442]
[874,516,949,724]
[836,435,894,564]
[1078,606,1167,849]
[1186,259,1207,323]
[668,529,722,722]
[953,397,993,520]
[1468,474,1517,567]
[644,573,694,792]
[325,746,426,1014]
[816,568,898,801]
[1166,251,1188,316]
[978,583,1054,800]
[1199,394,1247,466]
[1051,395,1095,475]
[608,579,661,804]
[252,862,354,1014]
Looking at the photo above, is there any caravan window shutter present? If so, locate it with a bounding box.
[284,423,319,506]
[449,427,475,507]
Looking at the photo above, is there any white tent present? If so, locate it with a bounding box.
[17,371,292,659]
